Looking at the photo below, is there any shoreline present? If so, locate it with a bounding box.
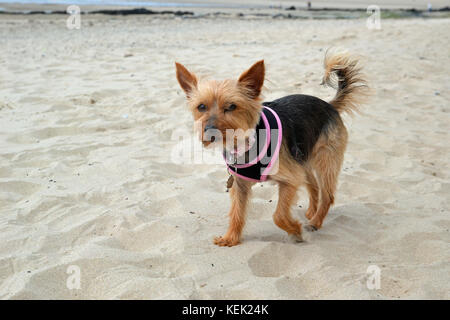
[1,0,450,10]
[1,5,449,19]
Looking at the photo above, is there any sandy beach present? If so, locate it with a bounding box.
[0,10,449,299]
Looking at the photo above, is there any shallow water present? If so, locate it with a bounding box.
[0,0,257,9]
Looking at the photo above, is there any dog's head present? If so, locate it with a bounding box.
[175,61,265,150]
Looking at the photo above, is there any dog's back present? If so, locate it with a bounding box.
[263,94,340,164]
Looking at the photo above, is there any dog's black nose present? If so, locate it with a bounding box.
[204,124,217,132]
[204,124,218,143]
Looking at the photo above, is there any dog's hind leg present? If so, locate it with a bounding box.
[307,126,347,231]
[305,170,319,220]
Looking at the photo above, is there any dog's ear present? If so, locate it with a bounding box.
[175,62,198,98]
[238,60,265,99]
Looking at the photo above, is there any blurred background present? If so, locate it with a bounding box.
[1,0,449,11]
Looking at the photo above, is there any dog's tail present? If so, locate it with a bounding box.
[322,49,369,115]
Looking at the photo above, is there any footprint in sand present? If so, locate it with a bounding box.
[0,180,41,204]
[248,242,323,278]
[115,221,184,253]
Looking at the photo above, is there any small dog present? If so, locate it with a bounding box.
[175,50,368,246]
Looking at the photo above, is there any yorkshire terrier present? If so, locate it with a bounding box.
[175,50,368,246]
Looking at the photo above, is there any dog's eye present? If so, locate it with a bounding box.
[197,104,207,112]
[225,104,237,112]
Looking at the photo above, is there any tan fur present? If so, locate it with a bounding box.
[175,61,263,147]
[304,121,348,229]
[322,49,369,115]
[214,177,254,247]
[175,52,367,246]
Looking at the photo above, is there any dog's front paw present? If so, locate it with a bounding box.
[214,235,240,247]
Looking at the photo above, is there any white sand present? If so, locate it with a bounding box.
[0,14,449,299]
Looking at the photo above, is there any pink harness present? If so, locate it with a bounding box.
[224,106,282,182]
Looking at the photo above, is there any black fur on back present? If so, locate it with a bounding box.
[262,94,340,163]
